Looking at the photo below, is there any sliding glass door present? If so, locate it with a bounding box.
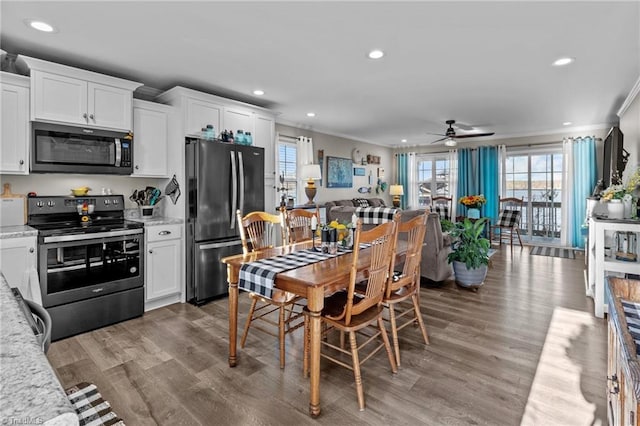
[504,148,563,244]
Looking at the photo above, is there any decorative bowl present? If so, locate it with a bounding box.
[71,187,90,196]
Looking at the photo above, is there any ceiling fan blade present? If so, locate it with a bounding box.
[452,122,475,131]
[430,137,448,144]
[426,132,447,137]
[453,132,495,139]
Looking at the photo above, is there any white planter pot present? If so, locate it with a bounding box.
[608,200,624,220]
[452,261,488,289]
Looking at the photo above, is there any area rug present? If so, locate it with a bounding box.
[529,245,575,259]
[65,382,125,425]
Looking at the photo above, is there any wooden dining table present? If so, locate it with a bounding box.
[221,240,398,417]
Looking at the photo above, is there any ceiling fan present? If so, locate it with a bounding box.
[429,120,495,146]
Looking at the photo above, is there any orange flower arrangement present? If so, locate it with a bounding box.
[459,194,486,209]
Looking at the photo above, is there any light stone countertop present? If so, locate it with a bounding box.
[0,274,79,426]
[128,216,184,226]
[0,225,38,239]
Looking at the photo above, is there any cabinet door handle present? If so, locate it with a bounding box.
[83,113,88,121]
[158,231,171,236]
[90,113,95,120]
[149,249,153,254]
[19,159,24,165]
[29,247,34,253]
[135,165,139,170]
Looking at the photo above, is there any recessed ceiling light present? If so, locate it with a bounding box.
[401,139,407,143]
[252,89,264,96]
[306,112,316,117]
[26,20,56,32]
[552,57,574,66]
[563,121,572,126]
[368,49,384,60]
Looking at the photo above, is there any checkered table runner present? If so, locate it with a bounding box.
[239,245,371,299]
[355,206,399,224]
[239,249,342,299]
[621,299,640,354]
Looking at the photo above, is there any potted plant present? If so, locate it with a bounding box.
[447,218,490,289]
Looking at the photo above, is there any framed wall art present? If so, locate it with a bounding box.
[353,167,366,176]
[326,156,353,188]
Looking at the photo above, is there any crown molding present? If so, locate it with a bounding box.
[618,75,640,118]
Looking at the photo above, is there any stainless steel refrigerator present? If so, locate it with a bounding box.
[186,139,264,303]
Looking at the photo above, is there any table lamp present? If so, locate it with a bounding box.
[301,164,322,204]
[390,184,404,208]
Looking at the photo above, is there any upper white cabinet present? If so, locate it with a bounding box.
[20,56,141,131]
[0,73,30,174]
[223,106,253,136]
[132,99,171,177]
[185,98,223,138]
[254,113,276,177]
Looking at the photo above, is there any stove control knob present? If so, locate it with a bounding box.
[47,201,55,207]
[104,199,110,205]
[112,199,119,205]
[36,201,44,208]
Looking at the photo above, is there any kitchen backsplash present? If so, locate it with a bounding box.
[0,174,168,211]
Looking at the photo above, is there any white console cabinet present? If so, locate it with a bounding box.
[588,218,640,317]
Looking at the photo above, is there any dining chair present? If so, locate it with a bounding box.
[383,213,430,367]
[489,197,524,251]
[284,208,319,244]
[431,196,452,221]
[302,216,399,411]
[236,209,303,369]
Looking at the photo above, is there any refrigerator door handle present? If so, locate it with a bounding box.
[199,240,243,250]
[230,150,238,229]
[238,151,245,214]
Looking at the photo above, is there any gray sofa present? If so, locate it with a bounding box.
[323,198,453,284]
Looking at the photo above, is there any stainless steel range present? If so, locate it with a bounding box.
[27,195,144,341]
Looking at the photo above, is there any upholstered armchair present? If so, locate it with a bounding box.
[397,210,453,285]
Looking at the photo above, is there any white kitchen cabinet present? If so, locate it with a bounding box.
[223,106,253,136]
[145,223,182,310]
[132,100,171,177]
[21,56,141,131]
[254,113,276,208]
[185,97,223,137]
[0,73,30,174]
[0,235,37,290]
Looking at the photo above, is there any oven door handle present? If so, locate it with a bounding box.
[43,228,143,243]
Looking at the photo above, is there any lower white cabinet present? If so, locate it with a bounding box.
[144,223,182,310]
[0,235,37,290]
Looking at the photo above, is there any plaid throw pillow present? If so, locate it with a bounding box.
[497,209,521,227]
[353,198,370,207]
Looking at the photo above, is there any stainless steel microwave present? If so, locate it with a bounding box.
[31,122,133,174]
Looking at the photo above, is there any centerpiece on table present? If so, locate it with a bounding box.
[459,194,486,219]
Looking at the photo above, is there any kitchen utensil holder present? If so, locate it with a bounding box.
[140,206,154,217]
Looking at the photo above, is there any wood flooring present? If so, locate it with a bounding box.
[47,247,607,425]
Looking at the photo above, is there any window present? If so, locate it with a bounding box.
[504,148,563,242]
[277,141,297,205]
[417,154,452,207]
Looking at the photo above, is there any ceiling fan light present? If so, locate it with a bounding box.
[444,138,457,147]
